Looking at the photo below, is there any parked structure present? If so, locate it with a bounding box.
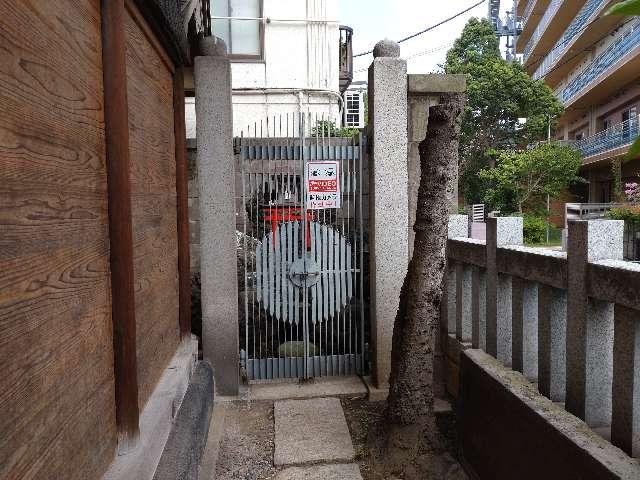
[515,0,640,202]
[185,0,354,136]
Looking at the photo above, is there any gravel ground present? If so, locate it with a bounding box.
[214,400,277,480]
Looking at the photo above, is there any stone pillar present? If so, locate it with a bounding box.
[485,217,523,364]
[194,37,239,396]
[368,39,408,390]
[538,285,567,402]
[612,304,640,457]
[471,267,486,350]
[511,278,538,380]
[566,220,623,424]
[456,263,472,342]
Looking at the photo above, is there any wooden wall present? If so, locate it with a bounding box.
[125,8,180,409]
[0,1,117,478]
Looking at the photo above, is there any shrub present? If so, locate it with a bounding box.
[608,205,640,227]
[523,215,548,245]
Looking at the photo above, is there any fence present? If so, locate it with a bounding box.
[573,116,640,159]
[444,215,640,458]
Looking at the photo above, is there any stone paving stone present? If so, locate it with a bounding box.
[274,397,355,466]
[275,463,363,480]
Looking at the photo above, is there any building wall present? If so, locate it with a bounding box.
[0,1,117,478]
[186,0,342,137]
[125,8,181,410]
[0,2,186,478]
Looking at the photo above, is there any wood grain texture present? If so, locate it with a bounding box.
[0,1,117,479]
[125,8,180,410]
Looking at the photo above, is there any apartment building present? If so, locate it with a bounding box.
[515,0,640,202]
[186,0,353,137]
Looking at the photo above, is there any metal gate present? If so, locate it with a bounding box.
[236,114,368,380]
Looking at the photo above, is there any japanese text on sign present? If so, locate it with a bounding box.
[306,161,341,210]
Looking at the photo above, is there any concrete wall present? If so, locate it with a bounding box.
[459,350,640,480]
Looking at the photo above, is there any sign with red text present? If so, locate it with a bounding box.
[306,161,341,210]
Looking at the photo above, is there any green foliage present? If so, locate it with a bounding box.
[606,0,640,16]
[444,18,564,203]
[479,142,582,213]
[627,136,640,161]
[523,215,548,245]
[311,119,359,138]
[608,205,640,226]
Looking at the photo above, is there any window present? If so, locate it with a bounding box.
[344,92,361,128]
[212,0,263,59]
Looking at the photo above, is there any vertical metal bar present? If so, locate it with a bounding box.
[359,132,365,373]
[301,112,308,378]
[241,131,250,381]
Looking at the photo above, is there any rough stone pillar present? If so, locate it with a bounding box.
[407,74,466,257]
[194,37,239,395]
[367,39,408,390]
[471,267,486,350]
[485,217,523,365]
[511,278,538,380]
[612,304,640,457]
[566,220,623,424]
[538,285,567,402]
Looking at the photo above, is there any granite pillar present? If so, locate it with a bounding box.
[537,285,567,402]
[511,278,538,380]
[471,266,486,350]
[612,304,640,457]
[486,217,523,365]
[368,39,408,389]
[565,220,623,424]
[194,37,239,395]
[456,263,473,342]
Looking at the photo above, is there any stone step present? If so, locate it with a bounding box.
[274,397,355,467]
[275,463,363,480]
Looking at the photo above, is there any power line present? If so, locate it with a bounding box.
[353,0,487,58]
[352,43,454,74]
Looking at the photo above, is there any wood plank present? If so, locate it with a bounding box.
[125,8,180,410]
[0,0,117,478]
[102,0,140,451]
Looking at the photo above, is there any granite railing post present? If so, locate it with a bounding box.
[368,39,408,390]
[612,304,640,457]
[194,37,239,395]
[538,285,567,402]
[448,215,469,341]
[471,266,486,350]
[566,220,623,425]
[485,217,523,364]
[456,264,473,342]
[512,277,538,380]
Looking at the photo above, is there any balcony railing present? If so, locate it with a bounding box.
[523,0,563,60]
[533,0,607,80]
[522,0,536,27]
[339,25,353,93]
[559,19,640,104]
[573,117,639,158]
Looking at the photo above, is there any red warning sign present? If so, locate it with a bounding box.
[306,161,341,210]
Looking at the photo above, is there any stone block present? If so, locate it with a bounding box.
[448,214,469,239]
[274,398,355,466]
[511,278,538,380]
[407,74,467,94]
[537,285,566,402]
[276,464,363,480]
[456,263,472,342]
[471,267,486,350]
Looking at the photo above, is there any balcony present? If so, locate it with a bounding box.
[573,117,639,161]
[523,0,584,65]
[339,25,353,93]
[559,19,640,107]
[533,0,608,81]
[516,0,551,51]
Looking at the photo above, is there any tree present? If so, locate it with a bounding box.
[479,142,582,214]
[443,18,564,203]
[371,94,466,479]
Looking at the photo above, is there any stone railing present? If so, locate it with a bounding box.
[443,214,640,458]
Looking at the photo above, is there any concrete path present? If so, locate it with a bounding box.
[274,397,362,480]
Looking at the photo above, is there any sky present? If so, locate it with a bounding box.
[340,0,491,81]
